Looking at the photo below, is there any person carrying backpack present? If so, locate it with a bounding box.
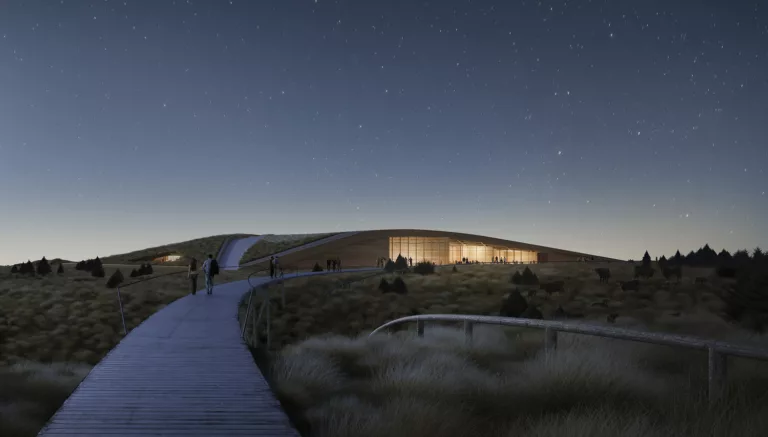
[202,254,219,295]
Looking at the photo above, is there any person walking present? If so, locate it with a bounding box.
[274,256,280,277]
[269,256,275,278]
[188,257,199,295]
[202,254,218,295]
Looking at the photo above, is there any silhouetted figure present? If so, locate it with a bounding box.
[188,258,199,295]
[408,257,413,267]
[274,256,280,277]
[327,259,332,270]
[269,256,275,278]
[331,259,336,271]
[337,258,342,271]
[202,254,218,295]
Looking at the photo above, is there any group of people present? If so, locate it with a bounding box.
[326,258,342,272]
[187,254,219,295]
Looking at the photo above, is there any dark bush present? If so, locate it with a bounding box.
[392,277,408,294]
[634,265,654,279]
[10,265,18,274]
[129,269,139,278]
[717,266,738,278]
[500,290,528,317]
[384,259,396,273]
[521,267,539,285]
[641,251,651,267]
[93,256,103,269]
[722,266,768,332]
[378,278,391,293]
[36,257,52,276]
[91,264,105,278]
[413,261,435,275]
[520,305,543,320]
[106,269,124,288]
[84,259,94,271]
[22,260,35,275]
[452,265,458,273]
[75,260,85,270]
[312,262,323,272]
[511,271,522,285]
[57,263,64,274]
[394,254,408,272]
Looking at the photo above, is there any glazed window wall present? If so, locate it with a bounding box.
[389,236,537,265]
[389,237,450,265]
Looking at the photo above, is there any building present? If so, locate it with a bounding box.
[152,254,182,263]
[242,229,616,269]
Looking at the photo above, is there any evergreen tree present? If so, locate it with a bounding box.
[36,257,52,276]
[24,260,35,275]
[642,251,651,267]
[718,249,732,263]
[10,265,18,274]
[673,250,683,265]
[94,257,103,270]
[91,264,105,278]
[394,254,408,272]
[57,263,64,274]
[106,269,124,288]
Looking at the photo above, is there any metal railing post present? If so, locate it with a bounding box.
[416,320,425,337]
[708,347,727,405]
[463,320,473,346]
[241,287,255,339]
[116,286,127,335]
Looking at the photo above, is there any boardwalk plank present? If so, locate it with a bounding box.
[37,274,301,437]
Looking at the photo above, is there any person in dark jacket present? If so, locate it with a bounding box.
[188,258,199,295]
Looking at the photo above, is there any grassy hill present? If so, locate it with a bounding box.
[100,234,256,265]
[239,233,339,265]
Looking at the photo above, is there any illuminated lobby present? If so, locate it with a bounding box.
[388,236,538,265]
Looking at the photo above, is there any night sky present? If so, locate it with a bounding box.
[1,0,766,264]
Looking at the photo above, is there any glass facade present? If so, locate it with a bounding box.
[389,236,538,265]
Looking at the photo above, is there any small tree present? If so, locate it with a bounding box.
[511,271,523,285]
[57,263,64,274]
[91,264,105,278]
[378,278,391,293]
[94,257,103,269]
[394,254,408,272]
[36,257,52,276]
[521,267,539,285]
[642,251,651,268]
[500,290,528,317]
[384,259,396,273]
[312,262,323,272]
[144,263,153,275]
[106,269,124,288]
[23,260,35,275]
[452,265,458,273]
[129,268,139,278]
[672,250,683,265]
[10,265,18,274]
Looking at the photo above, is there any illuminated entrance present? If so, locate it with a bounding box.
[388,236,537,265]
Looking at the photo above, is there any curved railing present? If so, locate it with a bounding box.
[370,314,768,405]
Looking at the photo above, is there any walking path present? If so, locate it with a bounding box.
[219,235,265,270]
[37,274,299,437]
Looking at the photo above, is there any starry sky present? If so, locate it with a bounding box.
[1,0,766,265]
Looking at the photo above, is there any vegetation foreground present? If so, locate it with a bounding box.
[253,260,768,437]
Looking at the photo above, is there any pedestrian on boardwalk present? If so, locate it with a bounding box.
[337,257,342,272]
[188,257,199,295]
[274,256,280,277]
[202,254,218,295]
[269,256,275,278]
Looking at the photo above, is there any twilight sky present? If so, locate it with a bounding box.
[1,0,766,264]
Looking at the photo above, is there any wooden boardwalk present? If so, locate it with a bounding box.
[38,275,300,437]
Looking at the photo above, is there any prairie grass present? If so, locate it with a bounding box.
[256,262,768,436]
[99,233,254,265]
[239,233,339,265]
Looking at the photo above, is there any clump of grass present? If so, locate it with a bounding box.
[0,361,91,437]
[270,325,768,437]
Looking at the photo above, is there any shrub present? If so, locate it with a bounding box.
[10,265,18,274]
[384,259,396,273]
[36,257,52,275]
[642,250,651,267]
[312,262,323,272]
[378,278,391,293]
[392,277,408,294]
[413,261,435,275]
[452,265,458,273]
[717,266,738,278]
[91,264,105,278]
[106,269,125,288]
[129,268,139,278]
[500,290,528,317]
[511,271,523,284]
[21,260,35,275]
[521,305,543,319]
[57,263,64,274]
[394,254,408,272]
[75,260,85,270]
[521,267,539,285]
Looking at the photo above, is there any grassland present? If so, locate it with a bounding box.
[250,263,768,437]
[239,233,339,265]
[100,233,255,265]
[0,262,264,436]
